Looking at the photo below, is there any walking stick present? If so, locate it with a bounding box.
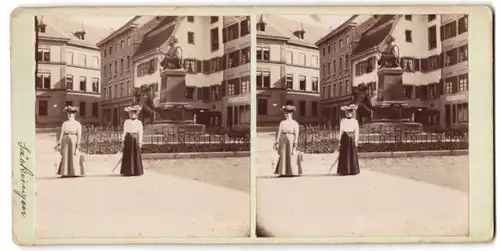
[328,150,340,174]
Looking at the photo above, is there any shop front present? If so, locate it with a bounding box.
[224,93,251,129]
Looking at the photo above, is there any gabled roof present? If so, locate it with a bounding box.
[315,15,358,46]
[352,15,396,55]
[133,16,178,57]
[257,15,329,48]
[37,16,110,49]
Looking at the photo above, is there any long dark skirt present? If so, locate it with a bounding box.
[336,132,360,176]
[120,133,144,176]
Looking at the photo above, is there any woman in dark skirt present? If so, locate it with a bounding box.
[336,104,360,176]
[120,105,144,176]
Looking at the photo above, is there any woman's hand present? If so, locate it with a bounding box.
[272,142,278,151]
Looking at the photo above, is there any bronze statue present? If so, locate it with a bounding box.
[353,83,374,126]
[133,84,157,124]
[159,36,184,70]
[376,35,400,69]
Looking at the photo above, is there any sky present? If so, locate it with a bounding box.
[68,14,351,32]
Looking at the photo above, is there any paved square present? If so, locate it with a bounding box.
[35,133,250,238]
[255,132,469,237]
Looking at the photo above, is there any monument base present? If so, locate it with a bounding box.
[144,102,205,134]
[364,101,422,133]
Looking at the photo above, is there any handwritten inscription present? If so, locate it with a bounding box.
[14,142,33,218]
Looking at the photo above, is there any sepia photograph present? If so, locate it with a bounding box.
[256,14,471,237]
[33,14,251,238]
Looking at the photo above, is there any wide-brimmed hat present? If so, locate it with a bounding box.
[63,105,79,113]
[340,104,358,112]
[124,105,142,113]
[281,105,296,113]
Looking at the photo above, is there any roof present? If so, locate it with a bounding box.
[352,15,396,55]
[316,15,358,45]
[257,15,329,48]
[37,16,111,49]
[133,16,178,57]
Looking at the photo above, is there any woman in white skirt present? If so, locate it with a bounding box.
[273,105,303,177]
[56,106,86,178]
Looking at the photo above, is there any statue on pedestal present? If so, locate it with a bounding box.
[353,83,374,126]
[376,35,400,69]
[133,83,158,124]
[159,36,184,70]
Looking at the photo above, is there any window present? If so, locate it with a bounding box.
[333,42,336,51]
[126,81,131,95]
[127,36,132,46]
[120,82,124,97]
[92,78,99,92]
[240,78,250,93]
[299,101,306,116]
[428,14,436,21]
[402,58,415,71]
[442,21,457,40]
[312,55,318,68]
[36,72,51,89]
[311,101,318,116]
[299,53,306,66]
[459,45,468,62]
[344,55,349,69]
[227,79,236,96]
[457,103,468,122]
[228,50,240,68]
[405,30,413,42]
[405,15,412,21]
[115,43,119,52]
[79,54,87,67]
[445,79,453,93]
[108,46,112,55]
[286,74,293,89]
[241,47,250,64]
[333,60,337,74]
[299,75,306,91]
[328,62,331,75]
[79,102,86,117]
[187,16,194,22]
[210,58,219,73]
[458,16,468,34]
[444,48,458,66]
[256,71,271,88]
[92,103,99,117]
[187,32,195,44]
[127,56,131,69]
[184,59,196,73]
[427,25,438,50]
[256,44,270,60]
[113,85,117,99]
[210,27,219,51]
[328,44,331,54]
[186,87,195,100]
[120,58,124,72]
[103,87,107,100]
[103,66,107,78]
[459,74,468,92]
[322,48,326,56]
[312,77,318,92]
[38,100,48,116]
[226,23,240,42]
[339,58,343,71]
[121,40,125,49]
[257,99,268,115]
[345,80,350,94]
[66,52,74,64]
[429,56,438,71]
[37,48,50,62]
[65,75,73,90]
[79,76,87,91]
[286,51,293,64]
[104,49,107,57]
[404,86,413,99]
[326,85,331,99]
[114,61,118,74]
[92,56,99,68]
[240,18,250,36]
[339,39,343,48]
[345,35,349,45]
[322,64,326,76]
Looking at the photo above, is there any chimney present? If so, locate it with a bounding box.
[74,21,86,40]
[293,22,306,39]
[38,17,47,33]
[257,15,266,32]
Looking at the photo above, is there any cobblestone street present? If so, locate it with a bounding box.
[35,133,250,238]
[255,132,469,237]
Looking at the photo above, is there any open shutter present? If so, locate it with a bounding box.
[414,58,420,71]
[440,25,444,41]
[196,60,202,73]
[438,79,444,96]
[220,81,226,98]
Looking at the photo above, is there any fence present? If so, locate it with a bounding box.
[66,126,250,154]
[296,125,468,154]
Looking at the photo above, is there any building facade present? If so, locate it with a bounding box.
[316,15,372,126]
[350,14,468,128]
[97,16,161,127]
[132,16,251,129]
[35,16,107,128]
[256,15,325,126]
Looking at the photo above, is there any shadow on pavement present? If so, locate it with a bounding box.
[37,174,123,180]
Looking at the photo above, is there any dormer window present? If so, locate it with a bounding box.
[74,31,86,40]
[293,23,306,39]
[257,15,266,32]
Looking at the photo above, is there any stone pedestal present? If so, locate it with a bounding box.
[364,67,422,133]
[145,69,202,133]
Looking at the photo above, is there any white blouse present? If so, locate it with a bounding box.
[339,118,359,143]
[59,120,82,144]
[122,119,144,144]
